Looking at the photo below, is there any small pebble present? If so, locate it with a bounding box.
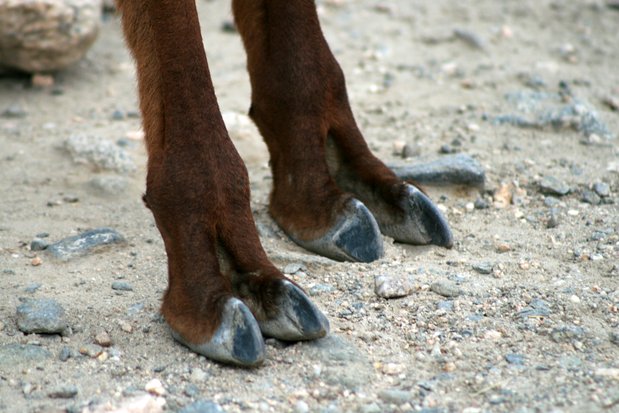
[179,400,224,413]
[593,182,611,197]
[472,262,494,275]
[378,389,412,404]
[31,256,42,266]
[58,346,72,362]
[496,243,512,253]
[430,281,462,298]
[539,176,570,196]
[112,281,133,291]
[581,190,601,205]
[145,378,166,396]
[505,353,525,365]
[374,274,414,299]
[547,213,560,229]
[79,344,103,358]
[474,197,489,209]
[294,400,310,413]
[94,329,112,347]
[30,238,49,251]
[48,384,78,399]
[190,368,208,383]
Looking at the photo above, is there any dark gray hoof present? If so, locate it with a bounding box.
[259,280,330,341]
[380,184,453,248]
[290,199,384,262]
[171,298,265,367]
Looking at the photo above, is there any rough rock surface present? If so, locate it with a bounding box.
[0,0,101,72]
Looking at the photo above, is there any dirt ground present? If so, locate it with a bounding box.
[1,1,618,412]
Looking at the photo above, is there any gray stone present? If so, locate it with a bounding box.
[24,283,42,293]
[46,228,125,261]
[374,274,414,299]
[179,400,224,413]
[30,238,49,251]
[58,346,73,361]
[430,280,462,297]
[390,154,486,188]
[308,284,335,296]
[437,300,454,311]
[551,325,585,343]
[0,344,52,367]
[111,281,133,291]
[472,262,494,274]
[518,299,551,318]
[16,298,68,335]
[283,263,306,274]
[48,384,78,399]
[505,353,525,365]
[377,389,413,404]
[610,332,619,346]
[0,0,101,72]
[593,182,611,197]
[581,190,601,205]
[64,134,136,174]
[539,176,570,196]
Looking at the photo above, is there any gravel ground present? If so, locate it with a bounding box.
[1,1,618,412]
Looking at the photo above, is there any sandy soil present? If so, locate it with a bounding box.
[1,1,618,412]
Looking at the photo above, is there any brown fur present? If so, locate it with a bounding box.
[116,0,418,345]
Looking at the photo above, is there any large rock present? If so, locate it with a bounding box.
[0,0,102,73]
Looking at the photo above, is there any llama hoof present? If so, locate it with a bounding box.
[381,184,453,248]
[259,280,329,341]
[171,298,265,367]
[291,199,384,262]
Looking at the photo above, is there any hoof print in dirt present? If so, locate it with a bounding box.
[259,280,330,341]
[171,298,264,368]
[291,199,384,263]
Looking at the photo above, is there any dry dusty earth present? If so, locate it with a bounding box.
[1,1,619,412]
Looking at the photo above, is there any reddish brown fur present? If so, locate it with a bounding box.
[116,0,416,345]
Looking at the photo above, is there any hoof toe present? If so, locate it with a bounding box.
[292,199,384,262]
[381,184,453,248]
[259,281,329,341]
[171,298,265,367]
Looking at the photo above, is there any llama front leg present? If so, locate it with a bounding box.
[116,0,327,367]
[233,0,452,261]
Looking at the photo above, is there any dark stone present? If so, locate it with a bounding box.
[518,299,550,318]
[581,190,601,205]
[551,325,585,343]
[48,384,78,399]
[46,228,125,261]
[472,262,494,274]
[24,283,42,293]
[505,353,525,365]
[16,298,68,335]
[58,346,73,362]
[111,281,133,291]
[30,238,49,251]
[390,154,486,188]
[539,176,570,196]
[474,197,489,209]
[593,182,611,197]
